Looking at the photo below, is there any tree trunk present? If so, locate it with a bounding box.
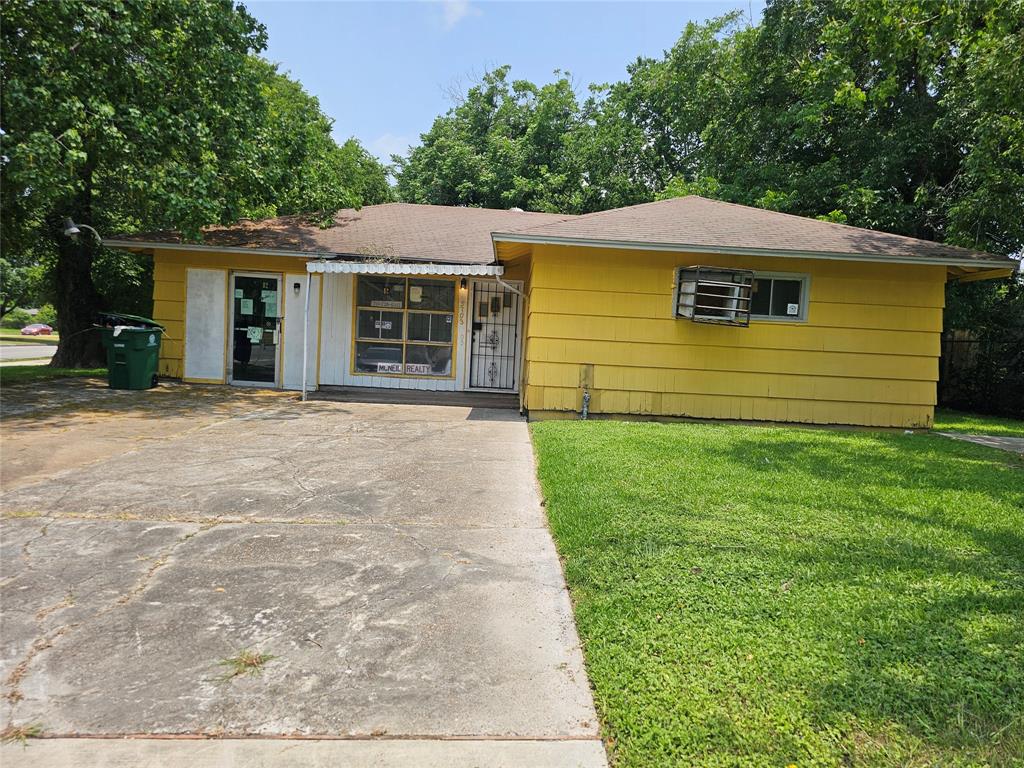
[48,216,105,368]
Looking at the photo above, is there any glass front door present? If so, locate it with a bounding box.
[231,274,281,385]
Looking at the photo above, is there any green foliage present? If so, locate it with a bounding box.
[0,308,35,329]
[532,419,1024,767]
[34,304,57,327]
[934,408,1024,439]
[394,66,583,212]
[941,275,1024,418]
[240,59,391,224]
[396,1,1023,258]
[0,2,390,365]
[0,257,45,318]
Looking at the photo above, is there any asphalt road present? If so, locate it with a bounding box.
[0,343,56,361]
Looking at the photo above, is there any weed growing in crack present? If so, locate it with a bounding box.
[217,649,275,680]
[1,723,42,746]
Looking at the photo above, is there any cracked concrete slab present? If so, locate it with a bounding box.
[0,382,604,766]
[1,402,543,528]
[3,519,593,737]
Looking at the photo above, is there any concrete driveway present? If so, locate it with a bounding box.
[0,380,604,766]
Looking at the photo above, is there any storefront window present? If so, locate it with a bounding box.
[354,276,455,376]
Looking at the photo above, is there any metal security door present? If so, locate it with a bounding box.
[469,281,522,391]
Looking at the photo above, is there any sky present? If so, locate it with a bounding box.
[249,1,765,164]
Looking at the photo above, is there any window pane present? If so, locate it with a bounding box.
[355,342,404,373]
[407,279,454,311]
[405,344,452,376]
[357,310,403,340]
[407,312,454,343]
[357,276,405,308]
[770,279,802,317]
[750,278,771,315]
[407,313,429,341]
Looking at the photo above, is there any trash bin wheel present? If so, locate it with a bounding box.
[151,373,159,388]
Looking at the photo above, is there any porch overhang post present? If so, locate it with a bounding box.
[301,266,312,401]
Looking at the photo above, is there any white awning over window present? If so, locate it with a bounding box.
[306,261,503,276]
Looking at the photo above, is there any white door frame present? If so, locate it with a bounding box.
[228,271,283,388]
[466,278,524,393]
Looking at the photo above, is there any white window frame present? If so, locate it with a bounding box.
[749,271,811,323]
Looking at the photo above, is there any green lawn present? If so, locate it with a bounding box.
[0,328,60,345]
[934,409,1024,439]
[532,420,1024,767]
[0,364,106,386]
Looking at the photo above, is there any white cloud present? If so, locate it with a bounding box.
[440,0,481,30]
[366,133,417,163]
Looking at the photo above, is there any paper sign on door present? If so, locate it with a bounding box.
[239,298,253,314]
[246,326,263,343]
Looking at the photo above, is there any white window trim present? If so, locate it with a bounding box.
[749,271,811,323]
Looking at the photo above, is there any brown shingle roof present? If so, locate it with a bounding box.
[108,203,575,264]
[494,196,1011,266]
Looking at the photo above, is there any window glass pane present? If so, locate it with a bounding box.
[770,279,802,317]
[357,276,405,308]
[750,278,771,315]
[407,312,454,343]
[405,344,452,376]
[355,342,404,373]
[407,279,454,311]
[357,310,403,340]
[407,313,429,341]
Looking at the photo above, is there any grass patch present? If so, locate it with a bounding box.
[0,329,59,345]
[532,420,1024,767]
[0,723,42,745]
[217,649,275,680]
[934,408,1024,439]
[0,365,106,386]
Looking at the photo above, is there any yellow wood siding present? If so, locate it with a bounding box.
[150,249,306,379]
[523,244,946,428]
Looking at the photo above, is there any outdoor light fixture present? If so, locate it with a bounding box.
[460,277,467,291]
[62,217,102,242]
[293,282,301,295]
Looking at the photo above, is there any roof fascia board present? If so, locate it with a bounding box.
[490,233,1012,269]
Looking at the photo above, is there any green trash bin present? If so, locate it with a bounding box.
[96,314,164,390]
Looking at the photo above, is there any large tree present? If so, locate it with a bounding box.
[395,0,1023,255]
[394,66,583,212]
[2,2,392,366]
[2,0,269,366]
[241,58,392,222]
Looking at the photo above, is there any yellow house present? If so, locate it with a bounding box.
[106,196,1015,428]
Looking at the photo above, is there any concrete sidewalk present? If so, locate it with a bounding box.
[0,737,607,767]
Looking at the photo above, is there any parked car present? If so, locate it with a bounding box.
[20,323,53,336]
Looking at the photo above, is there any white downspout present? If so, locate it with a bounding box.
[495,275,523,297]
[301,268,311,401]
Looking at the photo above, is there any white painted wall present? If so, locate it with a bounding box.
[282,274,320,391]
[184,268,227,381]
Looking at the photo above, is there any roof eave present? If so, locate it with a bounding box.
[103,239,498,265]
[489,233,1013,270]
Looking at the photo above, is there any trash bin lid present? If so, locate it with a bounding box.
[96,312,164,330]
